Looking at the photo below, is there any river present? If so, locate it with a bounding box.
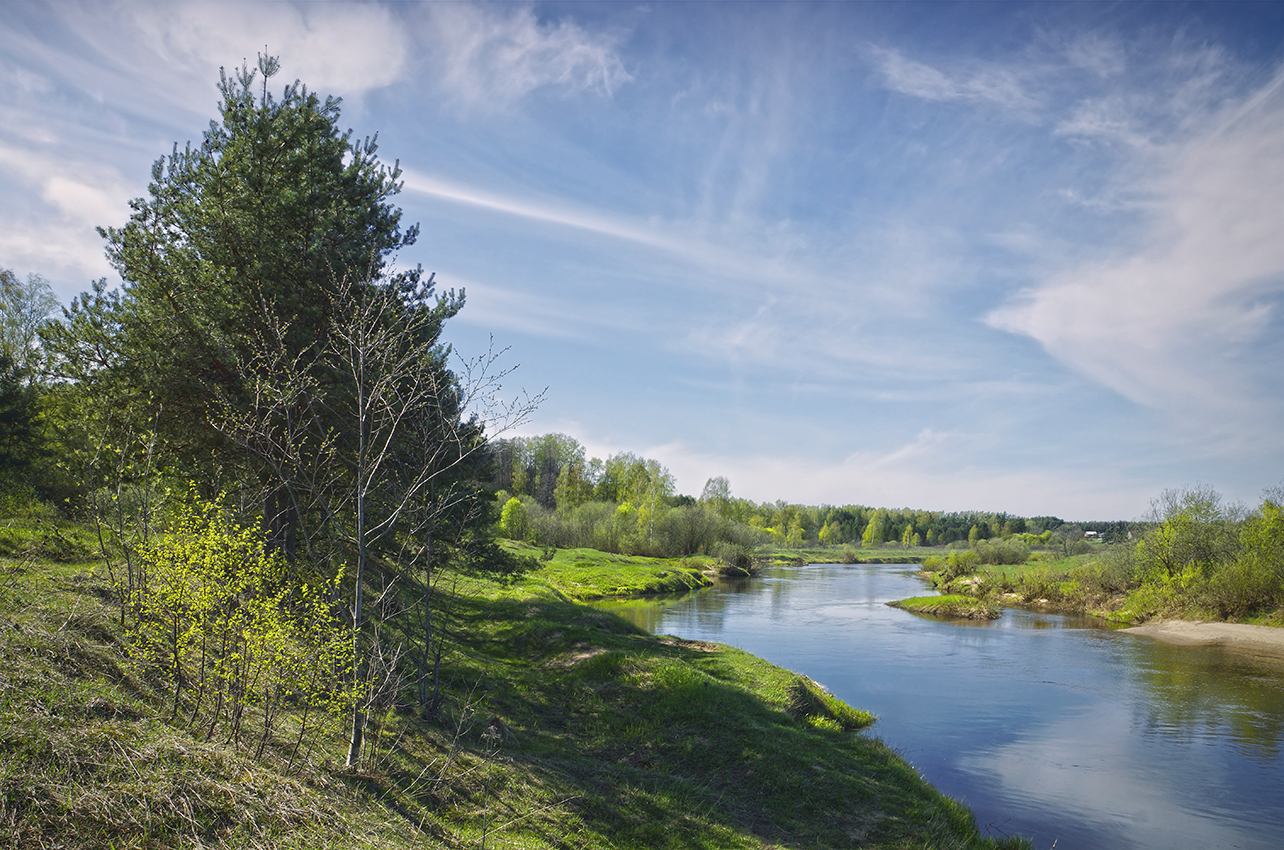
[592,562,1284,850]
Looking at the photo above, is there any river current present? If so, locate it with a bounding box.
[592,562,1284,850]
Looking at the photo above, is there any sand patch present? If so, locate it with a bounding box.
[1123,620,1284,658]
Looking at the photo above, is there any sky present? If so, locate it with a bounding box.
[2,1,1282,521]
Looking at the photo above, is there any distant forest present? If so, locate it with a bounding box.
[485,432,1131,558]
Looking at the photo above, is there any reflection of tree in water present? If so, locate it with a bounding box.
[1125,639,1284,759]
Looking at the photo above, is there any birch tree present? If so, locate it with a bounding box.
[216,274,538,765]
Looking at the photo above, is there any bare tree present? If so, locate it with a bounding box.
[214,273,541,767]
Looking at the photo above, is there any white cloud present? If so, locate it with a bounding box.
[121,1,410,98]
[445,273,632,341]
[867,45,1038,112]
[989,68,1284,447]
[419,3,630,109]
[1055,96,1154,148]
[401,168,855,310]
[0,144,131,291]
[403,169,674,252]
[1,60,54,97]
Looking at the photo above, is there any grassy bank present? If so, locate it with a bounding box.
[927,552,1284,627]
[1,518,1029,849]
[919,488,1284,627]
[501,541,715,600]
[888,595,1001,620]
[926,551,1151,623]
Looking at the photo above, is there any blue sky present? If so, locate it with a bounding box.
[3,1,1281,519]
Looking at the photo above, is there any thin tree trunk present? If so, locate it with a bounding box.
[418,532,433,713]
[346,490,367,767]
[347,337,369,769]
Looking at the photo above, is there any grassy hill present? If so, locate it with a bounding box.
[1,517,1028,849]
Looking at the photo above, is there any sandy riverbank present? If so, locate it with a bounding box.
[1123,620,1284,659]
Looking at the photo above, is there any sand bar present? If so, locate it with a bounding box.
[1123,620,1284,658]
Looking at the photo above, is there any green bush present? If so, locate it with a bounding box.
[712,540,756,575]
[1133,486,1241,583]
[974,538,1030,565]
[1196,495,1284,618]
[940,549,979,580]
[0,480,60,520]
[129,498,358,754]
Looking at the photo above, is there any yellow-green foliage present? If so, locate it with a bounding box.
[129,499,357,749]
[1126,487,1283,620]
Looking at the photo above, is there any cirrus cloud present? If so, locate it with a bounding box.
[418,3,631,109]
[988,67,1284,449]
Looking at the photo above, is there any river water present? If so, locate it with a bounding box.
[592,562,1284,850]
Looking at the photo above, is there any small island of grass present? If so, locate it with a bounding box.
[888,594,1001,620]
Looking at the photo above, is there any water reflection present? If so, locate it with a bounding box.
[592,562,1284,850]
[1122,638,1284,759]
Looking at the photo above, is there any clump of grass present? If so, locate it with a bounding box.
[785,675,874,731]
[888,595,1001,620]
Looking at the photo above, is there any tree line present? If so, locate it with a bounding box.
[483,432,1132,558]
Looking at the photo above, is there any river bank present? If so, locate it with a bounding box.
[914,549,1284,644]
[1123,619,1284,658]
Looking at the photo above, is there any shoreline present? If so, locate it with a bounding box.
[1122,619,1284,659]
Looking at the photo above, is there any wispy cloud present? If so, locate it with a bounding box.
[444,273,632,341]
[867,45,1039,111]
[1055,95,1155,148]
[989,67,1284,447]
[402,168,850,300]
[402,169,674,252]
[1063,33,1127,79]
[0,144,129,290]
[120,1,411,98]
[418,3,630,109]
[639,434,1155,519]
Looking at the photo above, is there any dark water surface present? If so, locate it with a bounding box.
[593,563,1284,850]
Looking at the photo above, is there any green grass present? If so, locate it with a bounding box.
[887,595,1001,620]
[502,541,714,600]
[1,519,1031,850]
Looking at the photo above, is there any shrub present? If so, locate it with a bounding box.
[129,498,357,755]
[1133,486,1242,582]
[1197,496,1284,618]
[499,496,531,541]
[974,538,1030,565]
[940,549,979,580]
[712,540,756,576]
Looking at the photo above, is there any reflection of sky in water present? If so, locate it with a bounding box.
[593,563,1284,850]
